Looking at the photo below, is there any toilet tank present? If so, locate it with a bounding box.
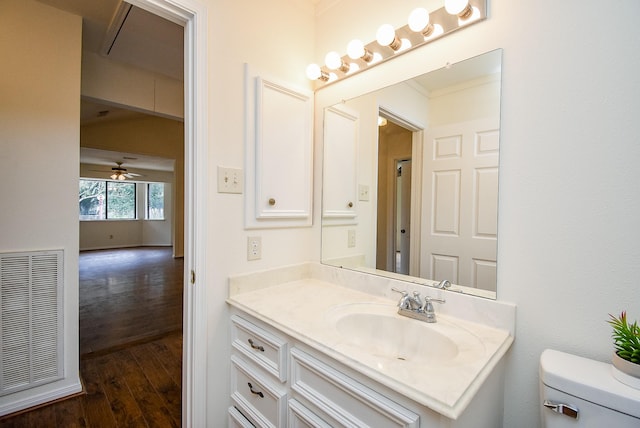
[539,349,640,427]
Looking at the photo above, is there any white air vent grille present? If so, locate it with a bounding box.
[0,250,63,395]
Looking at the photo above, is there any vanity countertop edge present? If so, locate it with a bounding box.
[227,262,515,420]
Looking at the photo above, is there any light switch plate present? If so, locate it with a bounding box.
[217,166,243,194]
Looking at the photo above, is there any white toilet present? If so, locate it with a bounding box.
[539,349,640,427]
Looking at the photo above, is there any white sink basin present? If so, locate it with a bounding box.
[324,302,485,366]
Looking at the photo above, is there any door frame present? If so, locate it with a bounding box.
[128,0,208,425]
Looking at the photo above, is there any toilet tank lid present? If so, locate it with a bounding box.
[540,349,640,419]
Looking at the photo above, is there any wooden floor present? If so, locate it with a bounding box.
[79,247,184,355]
[1,247,184,427]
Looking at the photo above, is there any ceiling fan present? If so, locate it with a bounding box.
[109,162,142,181]
[89,162,143,181]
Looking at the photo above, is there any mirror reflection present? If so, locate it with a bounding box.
[321,49,502,299]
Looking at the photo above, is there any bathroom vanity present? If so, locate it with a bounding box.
[227,263,515,427]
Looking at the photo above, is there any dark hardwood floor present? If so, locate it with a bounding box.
[79,247,183,355]
[0,247,184,427]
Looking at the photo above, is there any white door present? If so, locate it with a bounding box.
[421,118,499,291]
[395,159,411,274]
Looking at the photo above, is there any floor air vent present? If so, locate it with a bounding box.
[0,250,63,396]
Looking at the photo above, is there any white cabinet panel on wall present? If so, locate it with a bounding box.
[245,65,313,229]
[322,105,359,225]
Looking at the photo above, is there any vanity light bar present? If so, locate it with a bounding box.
[307,0,487,87]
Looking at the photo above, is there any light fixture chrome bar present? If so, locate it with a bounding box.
[310,0,487,87]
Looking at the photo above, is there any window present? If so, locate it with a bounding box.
[147,183,165,220]
[79,179,136,220]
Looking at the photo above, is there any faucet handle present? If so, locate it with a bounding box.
[422,296,446,322]
[391,288,410,309]
[422,296,446,313]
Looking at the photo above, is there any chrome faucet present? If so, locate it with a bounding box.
[391,288,422,310]
[434,279,451,289]
[391,288,446,323]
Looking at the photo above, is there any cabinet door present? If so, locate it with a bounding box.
[290,348,420,428]
[288,399,332,428]
[245,65,313,229]
[322,105,358,224]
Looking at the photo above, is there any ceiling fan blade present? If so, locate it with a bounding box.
[126,172,142,177]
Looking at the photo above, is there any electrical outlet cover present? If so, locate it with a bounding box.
[247,236,262,260]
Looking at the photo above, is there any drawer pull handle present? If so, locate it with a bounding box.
[248,339,264,352]
[247,382,264,398]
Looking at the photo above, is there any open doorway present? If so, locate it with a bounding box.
[78,2,185,353]
[376,119,414,274]
[78,0,207,423]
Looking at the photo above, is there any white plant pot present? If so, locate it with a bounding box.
[612,352,640,390]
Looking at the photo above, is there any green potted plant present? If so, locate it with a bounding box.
[608,311,640,388]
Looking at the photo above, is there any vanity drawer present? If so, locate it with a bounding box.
[232,315,288,382]
[290,347,420,428]
[231,355,287,428]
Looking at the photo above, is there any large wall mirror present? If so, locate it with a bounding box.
[321,49,502,299]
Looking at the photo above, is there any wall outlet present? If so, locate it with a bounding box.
[358,184,369,201]
[247,236,262,260]
[217,166,243,194]
[348,229,356,248]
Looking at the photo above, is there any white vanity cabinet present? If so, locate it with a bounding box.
[229,311,421,428]
[228,309,506,428]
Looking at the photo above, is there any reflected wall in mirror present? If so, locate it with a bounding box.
[321,49,502,299]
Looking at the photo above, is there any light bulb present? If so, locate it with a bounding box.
[378,117,388,127]
[305,63,329,81]
[408,8,429,32]
[325,51,341,69]
[305,63,321,80]
[376,24,401,50]
[347,39,364,59]
[347,39,373,62]
[445,0,472,18]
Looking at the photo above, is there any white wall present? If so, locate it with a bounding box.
[0,0,82,413]
[203,0,317,423]
[315,0,640,426]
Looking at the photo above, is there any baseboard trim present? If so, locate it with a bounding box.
[0,381,83,417]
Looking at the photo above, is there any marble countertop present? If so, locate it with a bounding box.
[227,264,514,420]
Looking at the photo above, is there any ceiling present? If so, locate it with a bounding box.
[37,0,183,171]
[80,147,175,172]
[38,0,183,80]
